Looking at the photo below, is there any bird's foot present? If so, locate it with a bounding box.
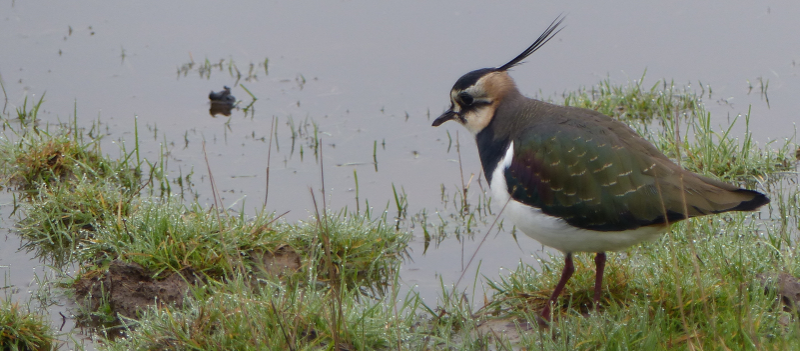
[536,304,553,328]
[535,313,550,328]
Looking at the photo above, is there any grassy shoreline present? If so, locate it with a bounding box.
[1,76,798,349]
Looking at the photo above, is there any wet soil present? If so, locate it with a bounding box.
[74,260,201,319]
[249,245,303,278]
[73,247,303,320]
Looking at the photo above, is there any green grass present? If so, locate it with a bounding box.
[103,275,420,351]
[1,117,143,268]
[72,197,409,288]
[478,204,800,350]
[0,300,56,351]
[18,178,134,267]
[0,120,140,196]
[66,198,411,348]
[657,107,795,183]
[560,74,699,127]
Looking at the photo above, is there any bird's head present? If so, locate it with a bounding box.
[432,16,564,135]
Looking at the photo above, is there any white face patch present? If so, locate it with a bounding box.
[459,104,496,135]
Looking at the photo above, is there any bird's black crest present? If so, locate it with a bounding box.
[452,68,495,91]
[449,16,565,92]
[497,15,565,71]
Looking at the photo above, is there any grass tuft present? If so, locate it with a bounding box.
[72,198,409,287]
[103,276,420,351]
[0,123,140,195]
[561,74,698,127]
[0,300,56,351]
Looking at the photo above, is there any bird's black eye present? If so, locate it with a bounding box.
[458,92,474,106]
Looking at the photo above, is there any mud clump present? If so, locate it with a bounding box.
[75,260,200,318]
[250,245,302,278]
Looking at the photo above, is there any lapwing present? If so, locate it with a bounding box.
[431,16,770,323]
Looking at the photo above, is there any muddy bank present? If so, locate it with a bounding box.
[74,260,201,319]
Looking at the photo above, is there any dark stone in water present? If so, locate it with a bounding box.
[209,86,235,117]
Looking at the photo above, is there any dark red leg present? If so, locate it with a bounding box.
[541,253,574,322]
[594,252,606,307]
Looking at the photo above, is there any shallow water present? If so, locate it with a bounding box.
[2,0,798,347]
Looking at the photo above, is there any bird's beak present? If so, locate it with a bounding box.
[432,109,457,127]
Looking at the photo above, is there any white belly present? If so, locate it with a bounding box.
[490,142,667,253]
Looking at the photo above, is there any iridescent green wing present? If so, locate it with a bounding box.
[504,122,674,231]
